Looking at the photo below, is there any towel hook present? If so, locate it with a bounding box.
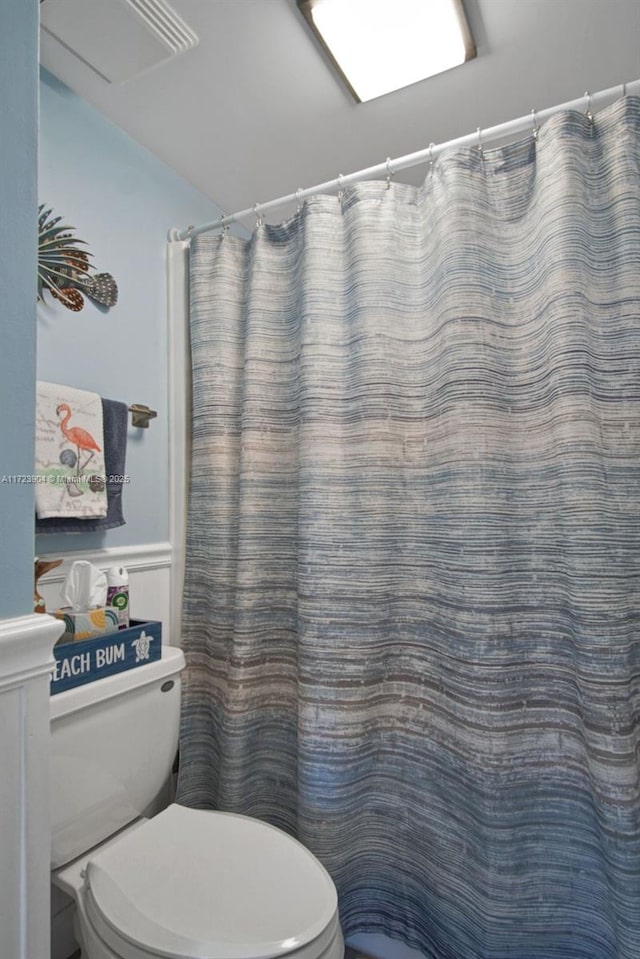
[128,404,157,429]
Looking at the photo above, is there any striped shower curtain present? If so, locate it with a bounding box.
[177,97,640,959]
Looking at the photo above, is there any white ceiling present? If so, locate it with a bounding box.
[41,0,640,231]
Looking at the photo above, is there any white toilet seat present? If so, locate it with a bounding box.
[77,803,341,959]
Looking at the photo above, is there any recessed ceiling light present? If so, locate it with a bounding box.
[298,0,476,103]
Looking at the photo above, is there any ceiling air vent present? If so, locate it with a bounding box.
[40,0,199,84]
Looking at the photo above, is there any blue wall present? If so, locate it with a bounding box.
[37,70,222,554]
[0,0,39,618]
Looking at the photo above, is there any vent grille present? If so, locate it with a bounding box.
[40,0,199,84]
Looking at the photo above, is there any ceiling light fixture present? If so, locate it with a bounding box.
[298,0,476,103]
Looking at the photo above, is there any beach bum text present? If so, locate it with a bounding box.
[52,642,126,681]
[52,631,151,683]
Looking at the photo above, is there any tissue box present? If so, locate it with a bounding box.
[51,619,162,695]
[53,606,119,644]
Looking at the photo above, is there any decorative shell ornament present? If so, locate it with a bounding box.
[38,205,118,311]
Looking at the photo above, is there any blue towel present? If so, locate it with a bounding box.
[36,398,128,533]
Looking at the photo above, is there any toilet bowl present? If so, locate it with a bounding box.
[51,647,344,959]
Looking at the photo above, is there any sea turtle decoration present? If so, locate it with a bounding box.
[38,204,118,312]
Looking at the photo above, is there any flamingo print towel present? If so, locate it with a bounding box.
[35,381,108,519]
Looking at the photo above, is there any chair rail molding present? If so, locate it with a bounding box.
[38,540,172,576]
[0,612,64,959]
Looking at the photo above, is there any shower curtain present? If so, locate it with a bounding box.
[177,97,640,959]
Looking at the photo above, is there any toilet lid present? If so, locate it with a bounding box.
[85,804,338,959]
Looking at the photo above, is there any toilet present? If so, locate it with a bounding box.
[51,646,344,959]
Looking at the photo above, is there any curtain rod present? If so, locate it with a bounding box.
[175,79,639,243]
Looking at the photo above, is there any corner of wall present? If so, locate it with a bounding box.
[0,0,39,618]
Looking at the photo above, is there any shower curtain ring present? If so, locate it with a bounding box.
[477,126,484,159]
[584,91,594,126]
[337,174,345,202]
[385,158,394,190]
[531,108,539,141]
[428,143,436,171]
[296,188,304,213]
[253,202,264,228]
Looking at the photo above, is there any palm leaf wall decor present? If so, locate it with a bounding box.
[38,204,118,311]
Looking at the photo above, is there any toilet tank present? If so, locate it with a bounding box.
[50,645,185,869]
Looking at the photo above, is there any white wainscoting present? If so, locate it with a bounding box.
[0,613,64,959]
[37,541,175,643]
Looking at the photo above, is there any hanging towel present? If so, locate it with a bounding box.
[36,398,128,533]
[35,381,108,520]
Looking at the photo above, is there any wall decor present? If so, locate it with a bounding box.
[34,556,63,613]
[37,204,118,312]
